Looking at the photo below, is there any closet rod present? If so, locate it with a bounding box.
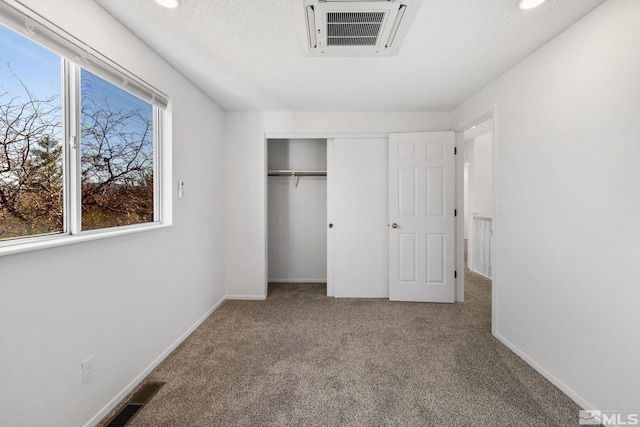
[267,171,327,177]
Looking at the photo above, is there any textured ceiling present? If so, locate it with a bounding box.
[95,0,606,112]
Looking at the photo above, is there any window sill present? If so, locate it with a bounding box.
[0,222,171,258]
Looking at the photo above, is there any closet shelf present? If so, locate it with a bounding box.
[268,170,327,177]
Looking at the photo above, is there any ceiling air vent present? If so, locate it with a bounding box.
[296,0,420,56]
[326,12,385,46]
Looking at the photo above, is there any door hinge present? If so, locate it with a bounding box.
[454,147,457,155]
[454,209,457,217]
[454,270,457,279]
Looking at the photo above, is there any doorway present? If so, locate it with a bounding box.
[463,118,494,279]
[455,110,496,331]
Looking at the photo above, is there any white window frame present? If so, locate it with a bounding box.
[0,1,171,257]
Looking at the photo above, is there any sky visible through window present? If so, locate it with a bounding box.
[1,24,152,141]
[81,68,153,147]
[0,24,60,108]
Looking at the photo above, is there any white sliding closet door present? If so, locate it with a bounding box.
[328,138,388,298]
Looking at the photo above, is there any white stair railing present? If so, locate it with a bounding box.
[469,214,492,278]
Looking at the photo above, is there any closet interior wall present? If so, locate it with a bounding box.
[267,139,328,283]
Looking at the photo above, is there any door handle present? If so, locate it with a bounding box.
[391,223,398,229]
[328,223,334,228]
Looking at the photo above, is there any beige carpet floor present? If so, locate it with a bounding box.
[100,273,585,426]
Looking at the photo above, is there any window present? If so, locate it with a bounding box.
[0,3,168,249]
[0,25,63,240]
[80,69,155,231]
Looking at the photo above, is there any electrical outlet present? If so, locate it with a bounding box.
[82,355,96,384]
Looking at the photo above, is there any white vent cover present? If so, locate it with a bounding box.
[296,0,420,56]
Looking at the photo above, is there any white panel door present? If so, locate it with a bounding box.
[330,138,388,298]
[389,132,455,302]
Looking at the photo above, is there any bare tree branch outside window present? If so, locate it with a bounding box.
[0,61,155,241]
[80,69,154,230]
[0,68,63,240]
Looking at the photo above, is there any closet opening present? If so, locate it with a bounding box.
[266,138,328,297]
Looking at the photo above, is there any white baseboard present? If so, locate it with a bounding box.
[225,295,267,300]
[268,279,327,283]
[468,267,492,280]
[83,295,226,427]
[494,331,595,411]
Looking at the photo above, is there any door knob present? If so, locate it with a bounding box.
[328,223,334,228]
[391,223,398,229]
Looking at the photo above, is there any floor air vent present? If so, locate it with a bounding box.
[105,382,165,427]
[296,0,420,56]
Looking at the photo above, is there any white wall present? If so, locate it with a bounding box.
[464,144,473,239]
[268,138,327,171]
[0,1,226,426]
[263,111,452,135]
[268,139,327,282]
[223,112,267,299]
[454,0,640,411]
[468,132,493,218]
[225,112,453,298]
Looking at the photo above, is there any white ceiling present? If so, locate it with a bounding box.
[95,0,606,112]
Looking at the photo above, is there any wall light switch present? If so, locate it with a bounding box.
[178,180,185,199]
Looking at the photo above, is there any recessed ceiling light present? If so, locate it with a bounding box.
[155,0,179,8]
[517,0,546,10]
